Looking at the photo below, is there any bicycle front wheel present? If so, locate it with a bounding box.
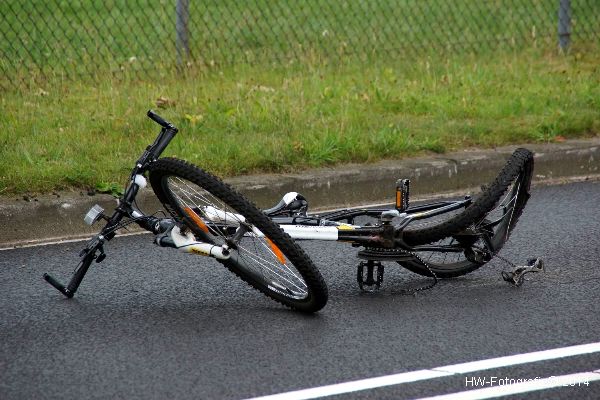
[148,158,328,312]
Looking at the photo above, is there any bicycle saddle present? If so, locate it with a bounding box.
[264,192,308,217]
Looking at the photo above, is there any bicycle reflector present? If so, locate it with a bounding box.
[395,179,410,212]
[183,207,210,234]
[266,238,286,264]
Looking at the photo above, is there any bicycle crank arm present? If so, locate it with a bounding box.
[168,226,231,260]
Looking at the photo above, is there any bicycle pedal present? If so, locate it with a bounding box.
[395,179,410,212]
[357,261,384,292]
[502,258,544,287]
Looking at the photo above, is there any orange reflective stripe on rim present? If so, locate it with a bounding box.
[266,238,286,264]
[183,207,210,234]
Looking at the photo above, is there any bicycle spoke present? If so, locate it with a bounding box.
[240,235,304,282]
[171,189,224,238]
[503,181,521,240]
[254,237,305,282]
[237,244,307,293]
[166,175,308,297]
[169,177,242,240]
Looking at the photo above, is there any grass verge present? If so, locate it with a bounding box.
[1,48,599,195]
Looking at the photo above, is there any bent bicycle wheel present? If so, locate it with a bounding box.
[148,158,328,312]
[399,148,534,278]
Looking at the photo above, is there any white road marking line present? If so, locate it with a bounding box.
[248,370,454,400]
[244,342,600,400]
[416,370,600,400]
[433,342,600,374]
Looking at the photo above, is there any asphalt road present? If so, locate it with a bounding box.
[1,180,599,400]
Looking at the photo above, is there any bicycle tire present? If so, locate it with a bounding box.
[148,158,328,312]
[399,148,534,278]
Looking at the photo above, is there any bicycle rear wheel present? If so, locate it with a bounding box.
[149,158,328,312]
[399,148,534,278]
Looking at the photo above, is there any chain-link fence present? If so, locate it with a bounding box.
[1,1,599,88]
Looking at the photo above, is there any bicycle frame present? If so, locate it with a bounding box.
[43,110,496,299]
[271,199,472,246]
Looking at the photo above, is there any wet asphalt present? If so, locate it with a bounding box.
[1,180,599,400]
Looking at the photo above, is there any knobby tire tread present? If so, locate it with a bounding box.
[400,148,534,278]
[148,158,328,313]
[403,148,533,246]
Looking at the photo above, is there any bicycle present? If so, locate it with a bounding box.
[44,111,543,313]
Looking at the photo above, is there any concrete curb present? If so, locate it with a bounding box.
[1,138,598,248]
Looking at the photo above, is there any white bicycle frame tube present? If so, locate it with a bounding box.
[254,223,350,241]
[281,225,340,240]
[170,226,231,259]
[199,206,356,241]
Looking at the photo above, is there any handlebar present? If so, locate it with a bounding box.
[145,110,178,161]
[147,109,174,129]
[45,110,179,300]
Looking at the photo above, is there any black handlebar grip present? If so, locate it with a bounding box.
[43,273,74,298]
[147,109,171,128]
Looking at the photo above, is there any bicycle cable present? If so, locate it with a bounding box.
[93,211,166,240]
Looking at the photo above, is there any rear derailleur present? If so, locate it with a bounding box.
[501,258,544,287]
[457,230,545,287]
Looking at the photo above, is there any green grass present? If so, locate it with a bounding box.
[2,0,599,82]
[1,48,599,195]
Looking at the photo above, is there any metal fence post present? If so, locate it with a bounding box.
[558,0,571,51]
[176,0,190,67]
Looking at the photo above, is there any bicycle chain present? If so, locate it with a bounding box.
[367,246,531,294]
[398,249,439,295]
[491,252,519,270]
